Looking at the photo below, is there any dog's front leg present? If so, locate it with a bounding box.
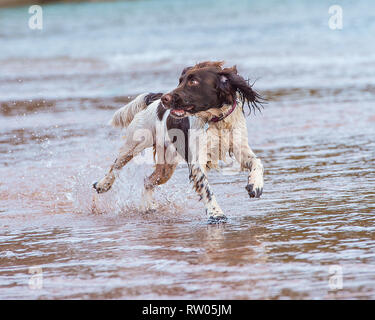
[231,125,264,198]
[189,163,226,222]
[244,152,264,198]
[188,118,226,222]
[236,144,264,198]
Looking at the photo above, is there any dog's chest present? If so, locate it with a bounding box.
[204,124,232,164]
[203,107,244,165]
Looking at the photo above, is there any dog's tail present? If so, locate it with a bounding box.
[110,92,163,128]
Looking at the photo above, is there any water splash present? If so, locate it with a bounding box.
[71,157,196,221]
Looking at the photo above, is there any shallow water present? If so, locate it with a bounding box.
[1,0,375,299]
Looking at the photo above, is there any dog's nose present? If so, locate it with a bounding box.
[161,94,172,106]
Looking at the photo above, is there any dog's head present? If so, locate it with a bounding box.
[161,61,263,119]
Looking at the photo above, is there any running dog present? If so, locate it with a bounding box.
[93,61,264,222]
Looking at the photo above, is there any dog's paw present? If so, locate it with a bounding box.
[93,176,114,194]
[140,200,158,213]
[246,183,263,198]
[93,181,112,193]
[140,189,158,213]
[206,204,226,223]
[207,215,228,224]
[247,161,264,198]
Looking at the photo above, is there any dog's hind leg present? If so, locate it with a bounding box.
[140,163,177,211]
[92,151,134,194]
[93,118,154,193]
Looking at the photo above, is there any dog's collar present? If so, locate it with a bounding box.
[210,99,237,123]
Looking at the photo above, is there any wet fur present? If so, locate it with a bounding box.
[93,62,265,222]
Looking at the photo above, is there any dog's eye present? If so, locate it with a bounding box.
[188,79,199,86]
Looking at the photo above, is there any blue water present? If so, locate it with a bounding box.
[1,0,375,100]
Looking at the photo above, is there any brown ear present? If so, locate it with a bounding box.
[219,66,264,113]
[217,66,237,104]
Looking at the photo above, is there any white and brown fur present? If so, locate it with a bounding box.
[93,61,264,222]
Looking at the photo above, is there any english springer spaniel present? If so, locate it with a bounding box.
[93,61,264,223]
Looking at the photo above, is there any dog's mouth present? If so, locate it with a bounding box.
[171,109,186,118]
[170,109,186,118]
[169,105,194,118]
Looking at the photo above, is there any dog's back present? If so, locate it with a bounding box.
[110,92,162,128]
